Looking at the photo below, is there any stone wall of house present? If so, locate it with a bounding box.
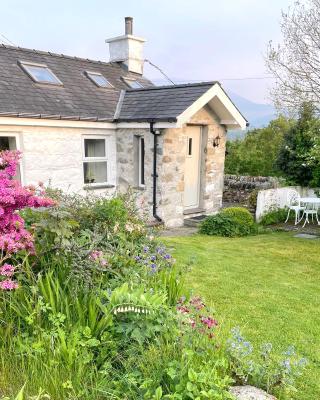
[116,127,160,220]
[159,106,227,227]
[0,123,117,196]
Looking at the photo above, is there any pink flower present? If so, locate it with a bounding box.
[0,279,19,290]
[0,263,15,277]
[200,316,218,329]
[89,250,103,260]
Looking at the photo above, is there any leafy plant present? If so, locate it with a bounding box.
[199,208,257,237]
[221,207,254,228]
[227,327,307,396]
[260,208,290,226]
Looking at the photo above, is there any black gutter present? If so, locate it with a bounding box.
[150,122,163,223]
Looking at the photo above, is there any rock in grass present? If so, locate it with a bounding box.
[230,386,277,400]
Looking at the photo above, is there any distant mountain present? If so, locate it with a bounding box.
[227,93,277,140]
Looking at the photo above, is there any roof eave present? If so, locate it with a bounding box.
[115,117,177,123]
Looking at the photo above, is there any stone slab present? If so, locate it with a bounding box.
[230,386,277,400]
[294,233,319,239]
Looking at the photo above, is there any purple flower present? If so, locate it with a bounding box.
[134,256,141,261]
[164,254,171,259]
[150,255,156,261]
[143,246,149,253]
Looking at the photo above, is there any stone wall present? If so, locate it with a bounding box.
[159,106,226,227]
[0,124,117,196]
[223,174,280,205]
[116,127,158,220]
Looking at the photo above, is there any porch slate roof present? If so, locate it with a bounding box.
[116,82,218,122]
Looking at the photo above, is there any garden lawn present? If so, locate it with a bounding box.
[163,232,320,400]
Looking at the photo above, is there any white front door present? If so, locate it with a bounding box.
[184,126,201,210]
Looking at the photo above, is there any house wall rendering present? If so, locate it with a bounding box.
[0,123,117,195]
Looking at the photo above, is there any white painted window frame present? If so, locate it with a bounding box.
[82,135,109,186]
[0,132,24,184]
[138,136,145,188]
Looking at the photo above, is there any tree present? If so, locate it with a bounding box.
[266,0,320,113]
[225,116,291,176]
[276,103,320,186]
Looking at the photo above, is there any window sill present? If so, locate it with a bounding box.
[84,184,115,190]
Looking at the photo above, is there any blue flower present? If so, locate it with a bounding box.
[164,254,171,259]
[143,246,149,253]
[150,255,156,261]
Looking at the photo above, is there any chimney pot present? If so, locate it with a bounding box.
[125,17,133,35]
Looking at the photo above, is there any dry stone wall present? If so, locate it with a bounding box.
[223,174,280,205]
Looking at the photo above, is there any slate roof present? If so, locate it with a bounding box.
[116,82,218,122]
[0,45,243,124]
[0,44,151,121]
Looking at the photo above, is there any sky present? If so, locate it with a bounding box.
[0,0,293,104]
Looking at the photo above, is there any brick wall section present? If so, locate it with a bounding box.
[159,106,226,227]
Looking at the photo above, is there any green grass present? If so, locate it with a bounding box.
[163,232,320,399]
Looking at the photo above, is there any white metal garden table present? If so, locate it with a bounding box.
[299,197,320,227]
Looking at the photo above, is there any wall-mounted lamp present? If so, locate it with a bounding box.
[213,135,221,148]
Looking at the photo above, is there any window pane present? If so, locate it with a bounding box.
[23,64,61,84]
[0,136,16,151]
[0,136,20,181]
[84,162,107,184]
[188,138,192,156]
[87,72,112,88]
[84,139,106,158]
[140,137,145,185]
[123,78,143,89]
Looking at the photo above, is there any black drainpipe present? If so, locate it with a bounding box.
[150,122,163,223]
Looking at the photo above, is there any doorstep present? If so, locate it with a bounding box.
[184,214,208,228]
[183,207,205,215]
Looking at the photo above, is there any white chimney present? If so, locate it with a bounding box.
[106,17,146,75]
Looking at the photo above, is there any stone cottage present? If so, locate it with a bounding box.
[0,18,247,227]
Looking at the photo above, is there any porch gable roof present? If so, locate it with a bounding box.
[116,82,248,129]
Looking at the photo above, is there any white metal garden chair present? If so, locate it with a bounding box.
[301,201,320,227]
[285,190,305,225]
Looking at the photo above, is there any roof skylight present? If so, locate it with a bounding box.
[19,61,62,85]
[122,77,144,89]
[85,71,113,88]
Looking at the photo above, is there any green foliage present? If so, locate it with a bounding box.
[1,191,308,399]
[226,116,291,176]
[227,327,307,396]
[277,103,320,187]
[259,208,289,226]
[200,208,257,237]
[199,214,238,237]
[221,207,254,228]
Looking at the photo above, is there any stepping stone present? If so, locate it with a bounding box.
[294,233,319,239]
[230,386,276,400]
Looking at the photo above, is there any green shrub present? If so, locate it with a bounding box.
[200,207,257,237]
[221,207,254,227]
[260,208,290,226]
